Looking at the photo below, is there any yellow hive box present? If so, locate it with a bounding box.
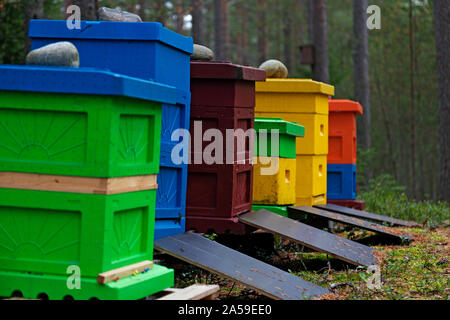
[295,155,327,201]
[253,157,297,205]
[255,79,333,155]
[255,79,334,115]
[296,194,327,206]
[255,112,328,155]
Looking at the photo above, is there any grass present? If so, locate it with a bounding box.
[293,227,449,300]
[358,174,449,226]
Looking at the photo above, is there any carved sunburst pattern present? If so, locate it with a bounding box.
[161,104,181,143]
[0,109,87,164]
[0,206,81,266]
[117,114,153,164]
[156,168,179,210]
[111,207,145,263]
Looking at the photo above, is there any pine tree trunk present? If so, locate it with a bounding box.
[221,0,229,61]
[175,0,184,34]
[154,0,166,25]
[214,0,223,60]
[433,0,450,202]
[241,1,249,65]
[295,0,304,68]
[73,0,97,21]
[312,0,329,83]
[191,0,203,44]
[64,0,72,19]
[408,0,417,197]
[276,1,282,59]
[283,2,292,71]
[353,0,372,181]
[138,0,147,21]
[23,0,44,53]
[257,0,267,65]
[306,0,314,43]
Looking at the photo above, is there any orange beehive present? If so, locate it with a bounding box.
[328,100,363,164]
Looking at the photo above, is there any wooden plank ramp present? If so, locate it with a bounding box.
[155,232,330,300]
[147,284,220,300]
[239,210,376,267]
[289,206,412,241]
[315,204,419,227]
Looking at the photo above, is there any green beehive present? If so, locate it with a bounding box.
[0,67,177,178]
[251,204,288,217]
[0,66,177,300]
[0,188,174,300]
[254,118,305,159]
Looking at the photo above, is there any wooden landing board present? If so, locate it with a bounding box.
[97,260,153,284]
[152,285,220,300]
[315,204,419,227]
[239,210,376,267]
[0,171,158,195]
[289,206,412,241]
[155,232,330,300]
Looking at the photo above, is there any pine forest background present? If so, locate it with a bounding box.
[0,0,448,204]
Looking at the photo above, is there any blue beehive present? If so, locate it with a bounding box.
[29,20,193,239]
[327,164,357,200]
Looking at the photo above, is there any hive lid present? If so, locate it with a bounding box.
[255,118,305,137]
[0,65,177,104]
[329,99,363,115]
[190,62,267,81]
[28,20,194,54]
[256,78,334,96]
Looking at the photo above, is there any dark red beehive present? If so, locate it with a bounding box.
[186,62,266,234]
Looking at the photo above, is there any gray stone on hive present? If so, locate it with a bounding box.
[191,44,215,61]
[97,7,142,22]
[258,59,288,78]
[26,42,80,68]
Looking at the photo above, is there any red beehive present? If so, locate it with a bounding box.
[186,62,266,234]
[328,99,363,164]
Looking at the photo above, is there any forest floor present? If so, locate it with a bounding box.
[169,224,450,300]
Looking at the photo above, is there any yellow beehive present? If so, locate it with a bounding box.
[255,79,334,155]
[253,157,297,205]
[255,79,334,207]
[295,155,327,196]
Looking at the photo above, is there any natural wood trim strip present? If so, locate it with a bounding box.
[0,172,158,195]
[156,285,220,300]
[97,260,154,285]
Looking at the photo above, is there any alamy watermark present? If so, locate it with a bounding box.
[367,5,382,30]
[171,122,281,175]
[66,5,81,30]
[66,265,81,290]
[365,265,382,290]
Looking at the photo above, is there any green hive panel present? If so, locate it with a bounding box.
[252,205,289,217]
[0,91,162,178]
[254,118,305,159]
[0,264,174,300]
[252,205,309,222]
[0,188,157,278]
